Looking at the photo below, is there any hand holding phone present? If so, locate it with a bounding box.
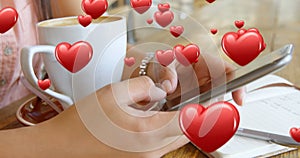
[164,44,293,111]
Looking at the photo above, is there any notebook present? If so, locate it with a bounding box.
[206,75,299,157]
[207,135,296,158]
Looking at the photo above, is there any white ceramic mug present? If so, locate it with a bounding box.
[21,16,127,109]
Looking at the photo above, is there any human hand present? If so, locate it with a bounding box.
[123,48,245,106]
[171,53,245,106]
[3,76,187,158]
[73,76,189,157]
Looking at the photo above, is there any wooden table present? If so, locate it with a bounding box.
[1,0,300,157]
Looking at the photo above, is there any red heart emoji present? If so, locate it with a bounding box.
[154,11,174,28]
[55,41,93,73]
[155,49,175,67]
[206,0,215,3]
[124,57,136,67]
[146,18,153,24]
[234,20,245,29]
[78,15,92,27]
[221,28,266,66]
[237,28,246,35]
[248,28,266,52]
[130,0,152,14]
[179,102,240,153]
[158,3,170,12]
[174,44,200,66]
[170,25,184,38]
[0,7,18,34]
[38,79,51,90]
[81,0,108,19]
[290,127,300,142]
[210,28,218,35]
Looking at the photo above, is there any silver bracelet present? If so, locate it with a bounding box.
[139,53,154,76]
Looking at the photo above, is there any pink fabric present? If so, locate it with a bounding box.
[0,0,41,108]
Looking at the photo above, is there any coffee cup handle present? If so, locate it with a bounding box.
[21,45,74,108]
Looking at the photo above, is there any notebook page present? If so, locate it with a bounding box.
[237,89,300,137]
[208,75,297,158]
[208,135,294,158]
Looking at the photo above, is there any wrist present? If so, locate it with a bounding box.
[128,53,158,80]
[139,53,154,76]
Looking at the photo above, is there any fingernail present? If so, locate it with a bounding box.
[149,85,167,101]
[161,80,172,93]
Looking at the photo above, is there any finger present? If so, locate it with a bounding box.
[232,87,246,106]
[224,61,236,81]
[148,62,178,94]
[110,76,167,106]
[99,77,184,135]
[225,59,247,106]
[200,54,228,80]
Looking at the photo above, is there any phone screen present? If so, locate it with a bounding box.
[164,44,293,111]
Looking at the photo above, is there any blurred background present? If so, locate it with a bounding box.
[106,0,300,86]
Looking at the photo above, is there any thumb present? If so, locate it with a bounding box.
[147,62,178,94]
[110,76,167,106]
[97,76,184,136]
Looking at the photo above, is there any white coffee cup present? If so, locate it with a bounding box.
[21,16,127,109]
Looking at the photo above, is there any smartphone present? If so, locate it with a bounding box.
[165,44,294,111]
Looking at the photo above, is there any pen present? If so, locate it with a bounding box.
[236,128,300,145]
